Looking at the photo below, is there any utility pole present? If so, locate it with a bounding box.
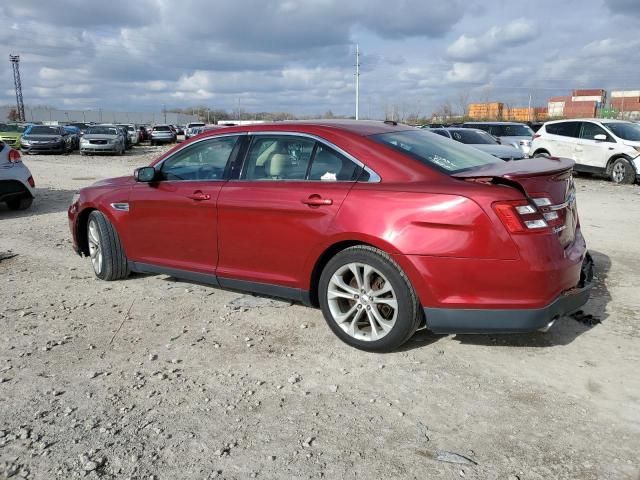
[9,55,25,122]
[162,104,167,123]
[355,44,360,120]
[528,93,532,122]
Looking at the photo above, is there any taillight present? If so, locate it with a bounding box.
[27,176,35,188]
[493,200,549,233]
[8,149,22,163]
[532,134,541,140]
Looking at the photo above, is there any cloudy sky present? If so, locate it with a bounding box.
[1,0,639,118]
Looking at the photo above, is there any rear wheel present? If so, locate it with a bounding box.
[6,196,33,211]
[610,157,635,184]
[87,211,129,281]
[318,246,421,352]
[533,151,549,158]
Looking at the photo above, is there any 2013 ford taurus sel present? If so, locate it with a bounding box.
[68,121,593,352]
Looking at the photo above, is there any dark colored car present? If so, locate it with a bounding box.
[63,126,81,150]
[68,121,592,352]
[67,123,90,136]
[21,125,73,154]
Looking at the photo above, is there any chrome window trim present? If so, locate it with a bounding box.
[241,131,381,183]
[151,133,244,183]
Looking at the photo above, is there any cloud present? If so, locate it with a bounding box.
[446,63,489,84]
[446,19,538,61]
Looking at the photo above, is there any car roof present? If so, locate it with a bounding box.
[203,120,414,137]
[544,118,632,124]
[464,121,526,125]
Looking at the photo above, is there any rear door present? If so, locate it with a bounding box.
[217,133,363,289]
[573,121,615,170]
[544,121,580,160]
[123,135,241,274]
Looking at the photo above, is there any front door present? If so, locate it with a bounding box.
[574,121,615,170]
[123,135,241,274]
[217,134,363,289]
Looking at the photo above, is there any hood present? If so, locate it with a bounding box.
[0,132,20,138]
[83,134,119,140]
[622,140,640,148]
[88,175,134,188]
[471,144,524,159]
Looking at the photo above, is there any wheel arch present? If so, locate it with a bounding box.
[532,148,550,157]
[76,207,97,256]
[307,233,410,307]
[605,153,636,176]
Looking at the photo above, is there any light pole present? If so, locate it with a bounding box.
[355,44,360,120]
[162,104,167,123]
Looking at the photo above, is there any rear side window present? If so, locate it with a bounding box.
[546,122,580,138]
[308,144,360,181]
[372,129,501,174]
[431,129,451,138]
[243,135,316,180]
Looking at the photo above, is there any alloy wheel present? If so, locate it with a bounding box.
[612,162,626,183]
[326,262,398,341]
[88,219,102,275]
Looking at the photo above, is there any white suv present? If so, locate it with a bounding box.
[531,119,640,184]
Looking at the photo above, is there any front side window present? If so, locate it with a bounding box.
[372,129,501,174]
[159,136,239,181]
[602,122,640,141]
[579,122,612,141]
[243,135,315,180]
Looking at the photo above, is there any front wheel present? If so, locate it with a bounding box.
[610,157,635,184]
[318,246,421,352]
[533,151,549,158]
[87,211,129,281]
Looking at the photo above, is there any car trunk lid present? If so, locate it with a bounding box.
[453,157,578,247]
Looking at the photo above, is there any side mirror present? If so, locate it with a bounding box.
[594,134,607,141]
[134,166,156,182]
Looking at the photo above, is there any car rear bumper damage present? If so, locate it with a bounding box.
[423,253,594,334]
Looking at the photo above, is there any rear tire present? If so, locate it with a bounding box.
[6,196,33,211]
[533,151,549,158]
[318,245,421,352]
[87,211,129,281]
[610,157,635,184]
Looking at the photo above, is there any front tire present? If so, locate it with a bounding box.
[6,196,33,211]
[610,157,635,184]
[533,151,549,158]
[318,245,421,352]
[87,211,129,281]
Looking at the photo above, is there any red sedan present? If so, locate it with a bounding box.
[68,120,593,352]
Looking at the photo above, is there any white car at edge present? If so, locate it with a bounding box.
[0,141,35,210]
[531,119,640,184]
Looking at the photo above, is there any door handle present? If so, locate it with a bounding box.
[186,191,211,201]
[302,195,333,206]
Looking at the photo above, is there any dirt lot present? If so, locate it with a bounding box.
[1,146,639,480]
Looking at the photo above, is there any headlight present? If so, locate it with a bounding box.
[21,139,30,145]
[71,193,80,205]
[633,146,640,153]
[80,138,89,144]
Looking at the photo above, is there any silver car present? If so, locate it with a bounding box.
[0,141,35,210]
[80,125,126,155]
[431,128,525,160]
[462,122,534,156]
[150,125,176,145]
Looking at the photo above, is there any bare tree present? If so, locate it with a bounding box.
[456,90,470,120]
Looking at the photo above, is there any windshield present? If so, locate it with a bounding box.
[494,124,533,137]
[28,126,59,135]
[450,129,497,145]
[87,127,119,135]
[371,129,502,174]
[603,122,640,141]
[0,124,23,133]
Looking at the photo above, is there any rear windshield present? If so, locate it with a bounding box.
[493,124,533,137]
[0,124,24,133]
[371,129,502,174]
[87,127,119,135]
[28,126,60,135]
[449,129,497,145]
[603,122,640,141]
[188,123,205,128]
[154,126,171,131]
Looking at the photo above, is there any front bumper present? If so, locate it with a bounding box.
[22,143,65,153]
[151,136,174,143]
[424,253,594,334]
[81,144,120,153]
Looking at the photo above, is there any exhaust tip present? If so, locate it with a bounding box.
[538,316,559,333]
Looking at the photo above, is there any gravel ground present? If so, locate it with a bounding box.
[1,145,639,480]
